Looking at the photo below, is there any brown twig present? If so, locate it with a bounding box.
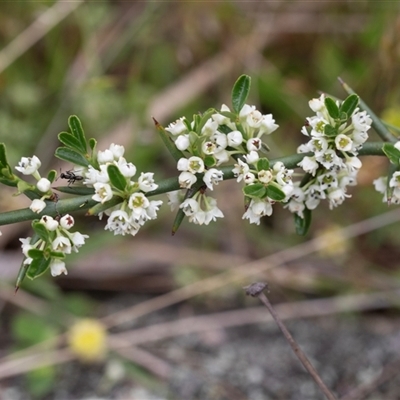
[244,282,337,400]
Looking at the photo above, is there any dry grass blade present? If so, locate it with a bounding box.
[0,0,83,74]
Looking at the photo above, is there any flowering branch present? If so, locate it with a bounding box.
[0,75,397,288]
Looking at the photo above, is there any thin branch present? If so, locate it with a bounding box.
[244,282,337,400]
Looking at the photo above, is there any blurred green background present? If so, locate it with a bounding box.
[1,1,400,399]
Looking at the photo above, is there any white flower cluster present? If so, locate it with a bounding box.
[82,143,162,236]
[165,104,279,225]
[236,161,294,225]
[20,214,88,277]
[15,155,52,214]
[374,141,400,204]
[287,94,372,217]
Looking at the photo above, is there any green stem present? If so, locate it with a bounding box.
[0,142,389,227]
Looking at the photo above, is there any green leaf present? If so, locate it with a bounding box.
[107,164,127,191]
[47,170,57,183]
[26,257,51,279]
[68,115,87,153]
[257,158,270,172]
[197,109,216,133]
[324,97,340,119]
[55,147,89,167]
[339,94,358,118]
[324,124,338,137]
[382,143,400,165]
[153,118,185,163]
[0,143,9,167]
[232,75,251,114]
[204,155,216,168]
[294,208,312,236]
[27,248,45,260]
[243,183,267,199]
[32,221,50,242]
[58,132,85,153]
[265,184,286,201]
[89,137,97,152]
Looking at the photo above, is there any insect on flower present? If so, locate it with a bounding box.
[59,170,83,186]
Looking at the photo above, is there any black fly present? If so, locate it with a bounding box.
[59,170,83,186]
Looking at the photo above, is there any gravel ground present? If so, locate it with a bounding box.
[2,303,400,400]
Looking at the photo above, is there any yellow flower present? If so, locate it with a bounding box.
[315,224,350,259]
[67,319,107,362]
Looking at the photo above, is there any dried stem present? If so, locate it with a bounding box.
[245,282,337,400]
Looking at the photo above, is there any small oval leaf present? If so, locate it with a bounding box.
[339,94,359,118]
[265,184,285,201]
[232,75,251,114]
[294,208,312,236]
[243,183,267,199]
[107,164,127,191]
[324,97,340,119]
[58,132,86,153]
[68,115,87,153]
[55,147,89,167]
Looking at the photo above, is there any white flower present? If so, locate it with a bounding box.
[93,182,113,203]
[244,172,256,184]
[50,259,68,277]
[167,190,185,211]
[244,150,259,164]
[309,95,325,112]
[310,137,329,156]
[20,237,33,257]
[105,210,131,236]
[37,178,51,193]
[389,171,400,188]
[138,172,158,192]
[187,156,205,174]
[97,149,114,164]
[258,170,273,184]
[30,199,46,214]
[373,176,387,194]
[246,138,262,152]
[202,141,216,155]
[84,165,109,185]
[203,168,224,190]
[351,110,372,132]
[128,192,150,216]
[70,231,89,251]
[109,143,125,159]
[232,159,249,182]
[146,200,163,220]
[204,197,224,224]
[211,132,228,151]
[175,134,190,151]
[335,134,353,152]
[116,158,137,178]
[298,156,318,175]
[394,141,400,152]
[177,158,189,171]
[345,156,362,172]
[227,130,243,147]
[243,199,273,225]
[165,117,187,136]
[316,149,344,170]
[60,214,74,230]
[40,215,59,231]
[214,150,230,165]
[52,236,72,254]
[201,118,218,136]
[15,156,41,176]
[179,171,197,188]
[328,188,350,209]
[259,114,279,136]
[180,198,200,216]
